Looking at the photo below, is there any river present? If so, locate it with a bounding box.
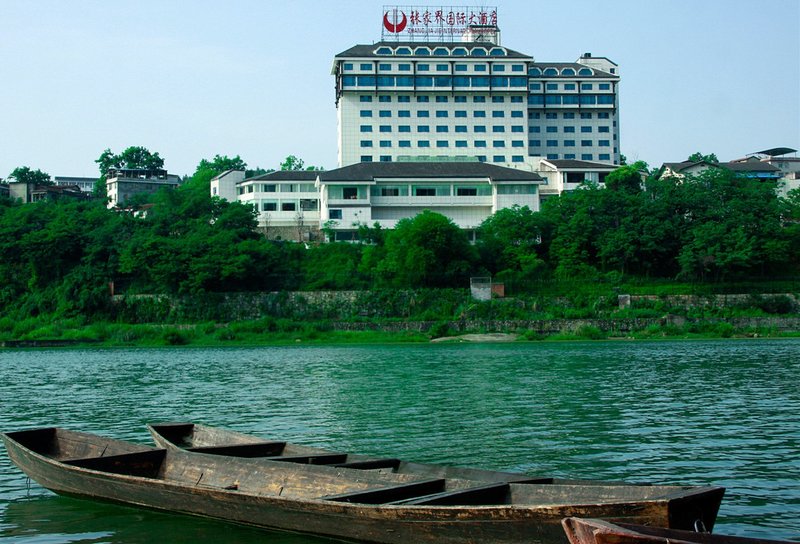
[0,340,798,542]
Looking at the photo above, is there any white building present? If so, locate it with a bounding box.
[536,159,617,201]
[53,176,98,194]
[106,168,181,209]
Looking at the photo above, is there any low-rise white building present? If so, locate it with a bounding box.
[536,159,617,201]
[54,176,98,194]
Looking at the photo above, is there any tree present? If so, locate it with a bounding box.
[8,166,52,185]
[476,205,548,280]
[604,162,647,194]
[94,146,166,199]
[280,155,324,171]
[688,152,719,163]
[377,211,476,288]
[196,154,247,176]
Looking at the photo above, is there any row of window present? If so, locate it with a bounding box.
[359,125,526,133]
[545,153,613,161]
[358,95,525,104]
[530,82,612,91]
[528,94,616,105]
[360,140,527,148]
[530,66,596,77]
[360,155,526,163]
[257,199,319,212]
[533,112,612,119]
[530,126,611,133]
[342,76,528,88]
[347,62,526,73]
[238,183,316,194]
[359,110,525,119]
[369,45,510,57]
[530,140,612,147]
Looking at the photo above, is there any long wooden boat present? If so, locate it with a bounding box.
[3,427,725,544]
[562,518,792,544]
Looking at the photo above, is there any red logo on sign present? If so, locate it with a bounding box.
[383,10,408,33]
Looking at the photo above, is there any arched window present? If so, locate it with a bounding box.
[414,47,431,56]
[543,68,558,76]
[561,67,576,76]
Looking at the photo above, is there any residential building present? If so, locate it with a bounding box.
[210,170,245,202]
[536,159,617,201]
[54,176,98,194]
[7,182,88,203]
[657,159,782,181]
[106,168,181,209]
[730,147,800,196]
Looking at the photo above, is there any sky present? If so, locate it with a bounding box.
[1,0,798,178]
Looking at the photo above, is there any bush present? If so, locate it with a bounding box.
[429,321,453,338]
[162,329,189,345]
[576,325,605,340]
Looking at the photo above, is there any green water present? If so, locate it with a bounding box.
[0,341,798,542]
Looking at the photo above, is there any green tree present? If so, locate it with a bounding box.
[476,205,548,281]
[377,211,476,288]
[94,146,166,199]
[688,152,719,163]
[604,162,647,194]
[280,155,324,171]
[8,166,52,185]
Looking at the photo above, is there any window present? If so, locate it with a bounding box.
[493,140,505,147]
[452,47,467,56]
[282,202,296,211]
[417,96,430,103]
[491,96,505,103]
[300,199,318,211]
[493,64,506,72]
[564,154,576,159]
[511,126,524,133]
[360,96,372,102]
[380,155,392,162]
[398,63,411,71]
[493,155,506,162]
[380,140,391,147]
[511,111,524,118]
[360,110,372,117]
[530,140,541,147]
[473,95,486,103]
[563,112,575,119]
[564,126,575,133]
[414,187,437,196]
[454,95,467,102]
[379,125,391,133]
[474,110,486,118]
[262,201,277,211]
[395,47,411,55]
[399,140,411,147]
[471,47,487,56]
[342,76,356,86]
[343,63,353,70]
[378,63,391,71]
[418,140,430,147]
[474,64,487,72]
[397,95,410,102]
[493,126,506,133]
[598,112,610,119]
[512,64,524,72]
[418,110,430,117]
[436,140,448,148]
[436,64,448,71]
[562,68,576,76]
[379,110,391,118]
[360,140,372,147]
[543,68,558,76]
[379,95,391,102]
[360,125,372,132]
[546,139,558,146]
[497,184,536,195]
[512,140,524,147]
[436,111,448,118]
[546,126,558,133]
[598,95,615,104]
[455,125,467,133]
[582,154,593,160]
[530,83,542,90]
[433,47,449,56]
[455,140,468,148]
[599,140,610,147]
[546,83,558,90]
[455,64,468,72]
[477,155,487,162]
[474,125,486,132]
[599,83,611,90]
[578,68,593,76]
[435,95,448,103]
[581,126,592,133]
[417,63,430,71]
[546,112,557,119]
[475,140,487,147]
[398,125,411,132]
[357,76,375,85]
[599,154,611,161]
[531,112,541,119]
[455,110,467,118]
[262,184,276,192]
[547,153,559,159]
[396,76,413,86]
[530,126,541,133]
[398,110,411,117]
[581,113,592,119]
[418,125,430,132]
[329,209,342,220]
[564,140,575,147]
[492,111,505,118]
[359,63,372,70]
[599,126,610,133]
[581,140,593,146]
[512,155,524,163]
[436,126,448,133]
[564,83,576,90]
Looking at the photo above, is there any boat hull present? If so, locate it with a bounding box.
[3,429,725,544]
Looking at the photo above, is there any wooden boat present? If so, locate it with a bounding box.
[3,427,725,544]
[562,518,792,544]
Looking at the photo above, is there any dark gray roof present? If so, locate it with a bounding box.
[335,41,532,59]
[662,160,781,174]
[246,170,319,182]
[546,160,617,170]
[318,162,543,182]
[755,147,797,157]
[530,62,618,79]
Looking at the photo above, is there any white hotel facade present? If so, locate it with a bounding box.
[215,9,621,240]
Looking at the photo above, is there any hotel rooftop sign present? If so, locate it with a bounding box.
[381,5,498,40]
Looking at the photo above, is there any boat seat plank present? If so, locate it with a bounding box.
[64,450,166,478]
[186,442,286,458]
[332,458,402,470]
[263,453,348,465]
[321,478,446,504]
[389,481,511,506]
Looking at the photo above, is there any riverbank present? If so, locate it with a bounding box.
[2,316,800,349]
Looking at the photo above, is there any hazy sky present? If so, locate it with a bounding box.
[1,0,798,178]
